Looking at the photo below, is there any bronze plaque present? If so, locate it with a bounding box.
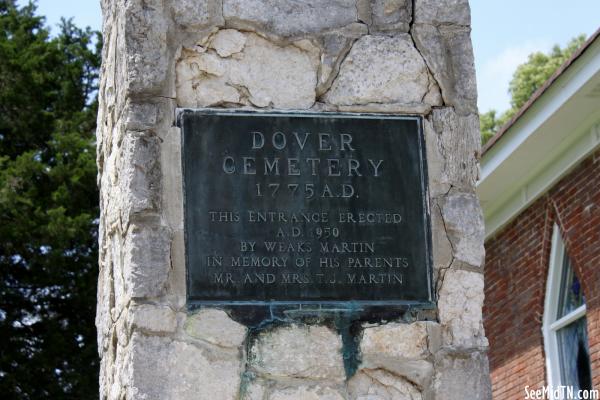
[180,110,433,306]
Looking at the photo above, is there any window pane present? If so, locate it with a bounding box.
[557,317,592,392]
[557,256,585,319]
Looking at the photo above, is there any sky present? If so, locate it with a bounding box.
[470,0,599,113]
[19,0,600,114]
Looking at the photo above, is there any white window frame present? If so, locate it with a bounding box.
[542,224,587,389]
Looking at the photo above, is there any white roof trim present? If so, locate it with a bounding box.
[484,124,600,238]
[477,37,600,240]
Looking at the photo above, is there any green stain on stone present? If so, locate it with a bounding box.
[333,311,362,379]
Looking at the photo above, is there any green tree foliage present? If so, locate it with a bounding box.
[508,35,586,111]
[479,110,504,145]
[481,35,587,145]
[0,1,101,398]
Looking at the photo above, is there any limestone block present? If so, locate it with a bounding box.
[425,322,442,354]
[427,108,480,196]
[123,224,171,298]
[184,308,247,348]
[430,199,454,276]
[242,379,268,400]
[335,22,370,38]
[228,34,318,108]
[414,0,471,26]
[119,133,161,222]
[128,333,242,400]
[441,192,485,267]
[160,127,184,231]
[359,322,437,388]
[250,325,344,381]
[123,102,161,131]
[210,29,247,57]
[176,33,318,109]
[109,233,128,314]
[114,341,131,399]
[412,24,477,115]
[194,52,227,76]
[356,0,372,25]
[98,357,109,399]
[95,263,113,353]
[359,358,434,390]
[348,369,422,400]
[316,34,354,96]
[171,0,224,30]
[165,240,186,311]
[433,350,492,400]
[223,0,357,37]
[361,322,429,360]
[175,48,238,107]
[323,35,441,107]
[438,269,487,348]
[371,0,412,33]
[130,303,177,334]
[115,314,129,347]
[178,76,240,107]
[269,385,345,400]
[123,0,169,94]
[100,346,120,400]
[423,118,446,198]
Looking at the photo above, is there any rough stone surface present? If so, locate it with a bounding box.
[359,323,438,388]
[95,262,112,353]
[128,333,242,400]
[123,0,169,94]
[348,369,423,400]
[362,322,429,360]
[430,198,454,294]
[438,269,487,348]
[172,0,224,30]
[269,385,345,400]
[414,0,471,25]
[359,358,434,390]
[316,34,354,96]
[210,28,247,57]
[176,32,318,108]
[119,133,161,225]
[184,309,247,348]
[427,108,480,196]
[356,0,372,25]
[223,0,357,37]
[130,304,177,334]
[433,350,492,400]
[371,0,412,32]
[123,102,161,131]
[426,322,442,354]
[123,224,171,298]
[242,379,268,400]
[228,34,319,108]
[412,24,478,114]
[176,72,240,107]
[175,49,236,107]
[441,192,486,267]
[323,35,441,107]
[250,325,344,381]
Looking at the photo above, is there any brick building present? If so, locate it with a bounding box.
[478,30,600,399]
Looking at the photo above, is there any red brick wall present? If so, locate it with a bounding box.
[484,149,600,399]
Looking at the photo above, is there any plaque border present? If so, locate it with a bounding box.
[177,109,435,312]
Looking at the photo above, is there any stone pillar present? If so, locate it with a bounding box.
[96,1,491,399]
